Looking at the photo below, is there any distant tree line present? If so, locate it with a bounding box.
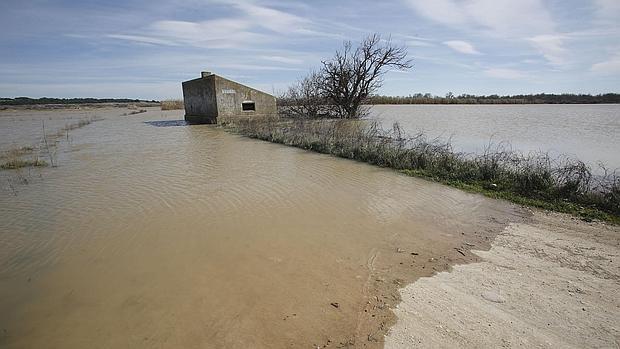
[366,93,620,105]
[0,97,158,105]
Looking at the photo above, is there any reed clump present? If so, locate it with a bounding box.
[160,99,184,110]
[59,116,99,133]
[0,158,48,170]
[0,149,47,170]
[222,116,619,223]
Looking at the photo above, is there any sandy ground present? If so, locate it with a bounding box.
[385,210,620,348]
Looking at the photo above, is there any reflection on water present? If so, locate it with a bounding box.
[372,104,620,169]
[144,119,188,127]
[0,107,521,348]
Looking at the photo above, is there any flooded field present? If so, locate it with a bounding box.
[372,104,620,170]
[0,107,524,348]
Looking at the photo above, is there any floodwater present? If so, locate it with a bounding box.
[0,107,522,348]
[371,104,620,170]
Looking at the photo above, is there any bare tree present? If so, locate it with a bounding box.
[280,70,326,118]
[320,34,412,118]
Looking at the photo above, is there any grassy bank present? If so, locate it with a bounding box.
[222,116,620,224]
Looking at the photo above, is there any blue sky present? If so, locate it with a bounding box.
[1,0,619,99]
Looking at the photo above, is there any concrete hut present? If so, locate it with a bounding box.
[182,72,277,124]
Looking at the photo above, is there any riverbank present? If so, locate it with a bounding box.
[385,209,620,348]
[221,116,619,224]
[218,115,620,347]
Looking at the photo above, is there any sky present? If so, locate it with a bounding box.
[1,0,619,99]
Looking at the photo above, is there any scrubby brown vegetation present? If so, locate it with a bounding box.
[160,99,184,110]
[0,148,47,170]
[237,33,618,221]
[0,158,47,170]
[222,116,619,223]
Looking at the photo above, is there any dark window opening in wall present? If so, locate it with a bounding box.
[242,101,256,111]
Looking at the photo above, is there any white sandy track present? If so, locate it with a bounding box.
[385,211,620,349]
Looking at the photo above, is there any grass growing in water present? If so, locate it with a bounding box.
[1,116,100,171]
[0,148,47,170]
[222,116,620,223]
[0,158,47,170]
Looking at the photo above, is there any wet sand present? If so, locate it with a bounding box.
[386,210,620,348]
[1,107,525,348]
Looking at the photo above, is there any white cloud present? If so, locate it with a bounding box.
[105,18,266,49]
[259,56,303,64]
[528,35,568,67]
[231,2,309,33]
[105,34,179,46]
[106,2,315,49]
[461,0,553,36]
[405,0,554,37]
[591,53,620,74]
[148,19,265,48]
[405,0,567,66]
[443,40,480,55]
[403,0,466,26]
[394,34,434,47]
[484,68,529,79]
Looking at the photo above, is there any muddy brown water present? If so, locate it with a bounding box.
[371,104,620,170]
[0,107,525,348]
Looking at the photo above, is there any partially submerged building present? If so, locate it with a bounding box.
[182,72,277,124]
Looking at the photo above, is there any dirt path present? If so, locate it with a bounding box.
[385,210,620,348]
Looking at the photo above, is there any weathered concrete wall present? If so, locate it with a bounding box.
[214,76,277,119]
[182,75,218,124]
[181,73,277,124]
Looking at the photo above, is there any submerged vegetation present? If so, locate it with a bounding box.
[0,147,47,170]
[222,116,620,223]
[0,158,47,170]
[1,116,100,172]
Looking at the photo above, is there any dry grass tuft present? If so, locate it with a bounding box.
[161,99,184,110]
[0,149,47,170]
